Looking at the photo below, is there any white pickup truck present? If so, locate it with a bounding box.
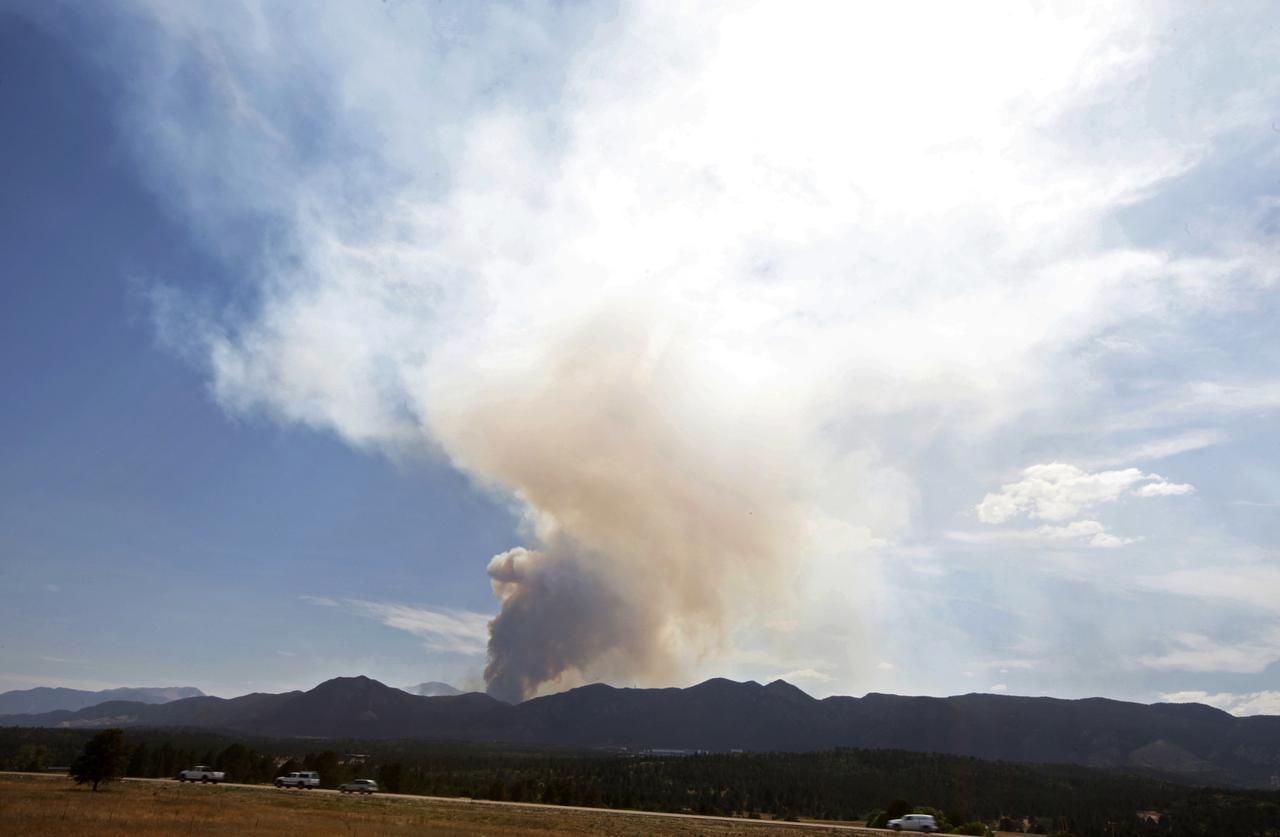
[176,765,225,784]
[274,771,321,789]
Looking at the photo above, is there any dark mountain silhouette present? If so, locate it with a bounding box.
[0,685,204,715]
[3,676,1279,787]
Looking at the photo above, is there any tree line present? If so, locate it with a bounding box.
[3,726,1278,837]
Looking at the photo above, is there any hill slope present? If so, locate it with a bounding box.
[4,676,1279,787]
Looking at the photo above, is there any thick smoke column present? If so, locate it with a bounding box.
[424,311,808,701]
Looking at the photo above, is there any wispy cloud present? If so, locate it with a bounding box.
[1123,430,1226,464]
[300,596,492,656]
[947,519,1135,549]
[1139,565,1280,611]
[1139,630,1280,674]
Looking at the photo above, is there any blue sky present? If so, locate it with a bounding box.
[2,1,1279,711]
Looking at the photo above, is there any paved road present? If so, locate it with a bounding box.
[2,771,892,834]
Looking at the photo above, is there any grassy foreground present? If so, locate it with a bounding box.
[0,774,874,836]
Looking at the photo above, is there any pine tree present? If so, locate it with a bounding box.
[69,729,127,791]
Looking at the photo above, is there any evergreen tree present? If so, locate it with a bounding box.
[69,729,127,791]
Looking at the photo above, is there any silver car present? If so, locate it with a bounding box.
[338,778,379,794]
[888,813,938,832]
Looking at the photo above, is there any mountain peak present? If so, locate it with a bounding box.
[310,675,388,693]
[405,681,463,697]
[764,679,813,702]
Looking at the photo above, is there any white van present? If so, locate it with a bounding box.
[274,771,321,789]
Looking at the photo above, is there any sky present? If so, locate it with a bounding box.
[1,1,1279,712]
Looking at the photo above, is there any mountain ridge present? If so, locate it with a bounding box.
[0,685,205,716]
[3,675,1277,787]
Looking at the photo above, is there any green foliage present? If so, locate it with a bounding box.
[302,750,343,788]
[69,728,127,791]
[888,798,912,819]
[13,743,48,772]
[952,823,990,836]
[378,761,404,793]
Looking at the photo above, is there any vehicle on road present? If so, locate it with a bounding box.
[888,813,938,832]
[175,765,225,784]
[338,778,378,794]
[274,771,321,789]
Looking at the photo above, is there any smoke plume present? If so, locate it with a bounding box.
[94,1,1280,699]
[424,309,809,700]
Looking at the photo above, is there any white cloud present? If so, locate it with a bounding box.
[990,684,1009,693]
[1139,630,1280,674]
[348,600,492,656]
[1160,690,1280,716]
[977,463,1194,524]
[1123,430,1225,463]
[300,596,493,656]
[1039,519,1138,548]
[1134,480,1196,498]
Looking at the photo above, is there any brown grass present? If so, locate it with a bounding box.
[0,774,880,836]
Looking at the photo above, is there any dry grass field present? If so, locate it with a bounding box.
[0,774,879,836]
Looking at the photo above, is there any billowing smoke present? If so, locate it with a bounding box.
[425,306,809,701]
[92,1,1280,699]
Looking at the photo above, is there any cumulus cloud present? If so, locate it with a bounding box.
[88,1,1280,698]
[976,464,1194,524]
